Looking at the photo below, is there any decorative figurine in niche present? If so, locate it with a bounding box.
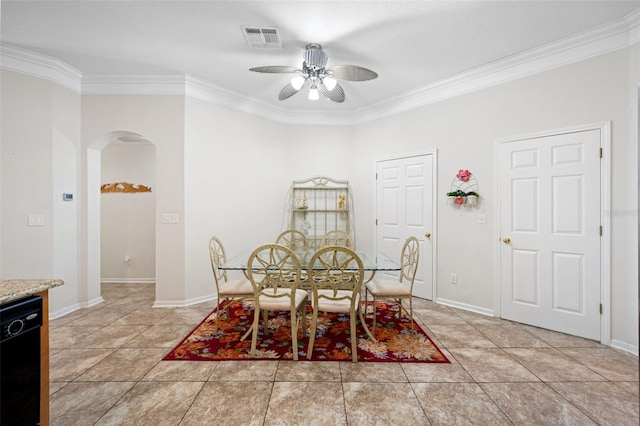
[337,195,346,210]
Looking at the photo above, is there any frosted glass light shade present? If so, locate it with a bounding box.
[291,76,305,90]
[323,76,337,91]
[308,86,319,100]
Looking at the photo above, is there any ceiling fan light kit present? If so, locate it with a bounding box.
[250,43,378,103]
[308,85,320,100]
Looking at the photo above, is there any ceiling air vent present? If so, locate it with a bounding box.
[241,26,282,48]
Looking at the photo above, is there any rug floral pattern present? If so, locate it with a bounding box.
[164,300,449,363]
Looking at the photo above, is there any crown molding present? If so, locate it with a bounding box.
[1,8,637,125]
[353,8,640,124]
[627,8,640,45]
[0,44,82,92]
[81,75,187,95]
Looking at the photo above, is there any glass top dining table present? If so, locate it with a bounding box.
[220,248,400,274]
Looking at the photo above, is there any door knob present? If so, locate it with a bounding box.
[425,232,431,238]
[502,237,511,244]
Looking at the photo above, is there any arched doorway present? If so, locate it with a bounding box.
[86,131,157,304]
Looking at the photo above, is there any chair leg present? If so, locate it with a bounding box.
[307,307,318,360]
[409,297,414,329]
[371,296,378,332]
[298,303,308,337]
[215,300,221,331]
[350,314,358,363]
[289,309,298,361]
[358,306,377,343]
[250,307,261,357]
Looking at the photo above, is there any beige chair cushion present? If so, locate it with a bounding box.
[313,290,359,313]
[219,278,253,296]
[259,288,307,311]
[366,279,411,297]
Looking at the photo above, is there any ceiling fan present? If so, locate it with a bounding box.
[249,43,378,103]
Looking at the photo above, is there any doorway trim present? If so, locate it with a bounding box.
[374,149,438,301]
[493,122,611,345]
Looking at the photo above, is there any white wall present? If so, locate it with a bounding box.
[352,46,638,350]
[52,83,81,313]
[1,71,54,277]
[101,142,156,281]
[1,70,81,315]
[183,96,355,303]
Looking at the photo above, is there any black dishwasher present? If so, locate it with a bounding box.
[0,295,42,425]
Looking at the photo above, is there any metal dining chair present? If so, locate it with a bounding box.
[365,236,420,330]
[306,246,375,362]
[208,236,254,331]
[246,244,308,360]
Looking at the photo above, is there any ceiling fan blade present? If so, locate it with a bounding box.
[328,65,378,81]
[250,66,299,74]
[278,83,301,100]
[319,82,345,103]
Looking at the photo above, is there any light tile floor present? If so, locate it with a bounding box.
[49,283,639,425]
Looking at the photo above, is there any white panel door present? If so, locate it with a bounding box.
[499,129,601,340]
[376,154,434,300]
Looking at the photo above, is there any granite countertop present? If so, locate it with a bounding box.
[0,279,64,304]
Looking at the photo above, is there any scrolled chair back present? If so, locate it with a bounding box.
[400,236,420,285]
[319,229,354,249]
[308,246,364,301]
[275,229,309,251]
[247,244,302,298]
[208,236,228,286]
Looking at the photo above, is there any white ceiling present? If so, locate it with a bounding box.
[1,1,638,117]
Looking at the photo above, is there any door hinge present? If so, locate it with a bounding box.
[599,304,603,314]
[599,226,603,236]
[375,173,378,180]
[600,148,603,158]
[375,218,378,226]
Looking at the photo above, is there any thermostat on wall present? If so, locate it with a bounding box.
[63,193,73,201]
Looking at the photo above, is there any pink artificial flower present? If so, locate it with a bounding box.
[457,169,471,182]
[455,197,465,205]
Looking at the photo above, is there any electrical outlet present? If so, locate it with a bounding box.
[478,213,486,224]
[450,273,457,284]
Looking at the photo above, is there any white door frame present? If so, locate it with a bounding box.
[493,122,611,345]
[374,149,438,301]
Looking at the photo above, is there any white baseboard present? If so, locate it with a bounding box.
[153,294,217,308]
[435,297,496,317]
[610,339,639,357]
[84,296,105,308]
[49,296,104,320]
[101,278,155,284]
[49,303,82,320]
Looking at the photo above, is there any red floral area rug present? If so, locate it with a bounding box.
[163,300,449,363]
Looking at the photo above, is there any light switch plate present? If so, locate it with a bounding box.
[28,214,45,226]
[160,213,179,224]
